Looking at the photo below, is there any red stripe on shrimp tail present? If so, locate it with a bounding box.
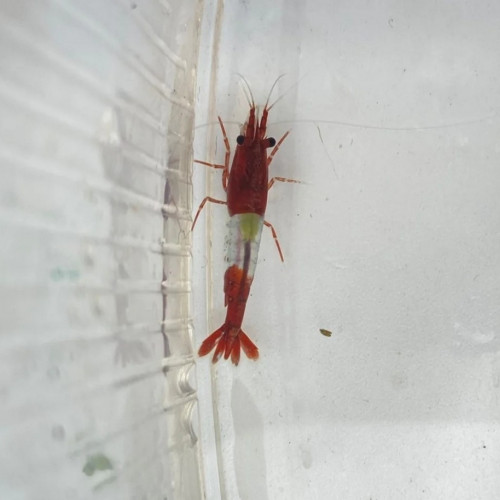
[198,327,259,366]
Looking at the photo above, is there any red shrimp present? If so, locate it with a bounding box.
[192,79,300,365]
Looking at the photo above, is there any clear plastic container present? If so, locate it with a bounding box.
[2,1,500,499]
[193,1,500,499]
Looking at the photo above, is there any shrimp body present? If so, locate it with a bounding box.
[194,88,298,365]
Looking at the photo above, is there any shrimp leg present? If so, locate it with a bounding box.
[263,220,284,262]
[192,197,226,230]
[194,117,231,191]
[265,132,301,261]
[268,176,303,190]
[216,116,231,191]
[194,159,226,170]
[267,130,290,167]
[266,131,302,188]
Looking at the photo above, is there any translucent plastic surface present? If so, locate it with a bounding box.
[0,1,203,499]
[193,1,500,499]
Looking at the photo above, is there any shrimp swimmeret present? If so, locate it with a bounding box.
[192,79,300,365]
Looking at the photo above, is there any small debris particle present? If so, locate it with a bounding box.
[83,454,113,476]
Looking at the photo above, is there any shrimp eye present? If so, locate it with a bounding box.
[268,137,276,147]
[236,135,245,145]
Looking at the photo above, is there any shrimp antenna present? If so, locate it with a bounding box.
[235,73,255,108]
[267,73,308,111]
[264,74,286,110]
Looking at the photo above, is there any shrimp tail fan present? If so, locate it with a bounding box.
[198,325,259,366]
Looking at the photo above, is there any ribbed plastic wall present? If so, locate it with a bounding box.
[0,1,204,499]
